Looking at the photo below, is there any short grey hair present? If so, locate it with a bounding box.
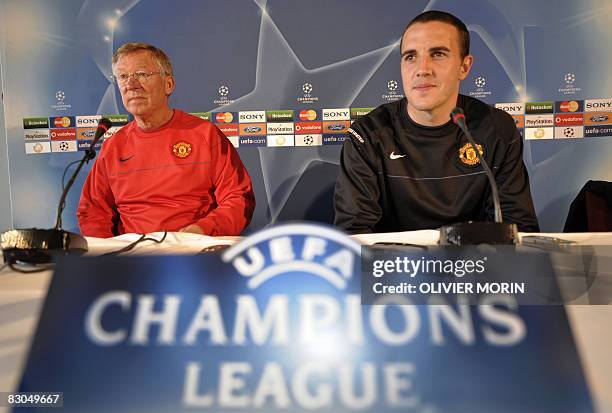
[112,42,174,76]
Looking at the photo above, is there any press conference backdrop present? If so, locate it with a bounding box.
[1,0,612,234]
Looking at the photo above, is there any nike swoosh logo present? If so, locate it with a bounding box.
[119,155,135,162]
[390,152,406,160]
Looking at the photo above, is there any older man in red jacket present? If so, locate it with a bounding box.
[77,42,255,237]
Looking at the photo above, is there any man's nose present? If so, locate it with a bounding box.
[125,74,142,88]
[415,56,433,76]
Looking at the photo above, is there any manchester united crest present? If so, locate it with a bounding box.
[458,142,484,167]
[172,141,192,158]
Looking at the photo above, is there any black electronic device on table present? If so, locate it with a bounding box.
[1,118,112,265]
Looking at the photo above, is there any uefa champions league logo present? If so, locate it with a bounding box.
[51,89,71,111]
[382,79,403,102]
[222,223,360,290]
[468,75,491,99]
[302,83,313,94]
[218,85,229,96]
[297,82,319,104]
[213,84,235,106]
[559,72,581,95]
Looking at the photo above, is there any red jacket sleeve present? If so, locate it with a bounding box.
[77,154,118,238]
[192,130,255,236]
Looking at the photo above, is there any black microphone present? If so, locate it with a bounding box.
[438,107,517,245]
[55,117,112,229]
[85,117,113,161]
[1,117,112,265]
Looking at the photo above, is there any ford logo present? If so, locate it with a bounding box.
[244,126,261,133]
[82,130,96,138]
[327,124,344,131]
[590,115,608,122]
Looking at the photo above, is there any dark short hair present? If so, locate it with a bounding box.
[112,42,174,76]
[400,10,470,59]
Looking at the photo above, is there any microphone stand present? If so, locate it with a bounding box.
[1,119,112,264]
[438,108,518,245]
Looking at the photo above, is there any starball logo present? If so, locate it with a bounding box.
[52,90,72,111]
[382,79,403,102]
[213,84,235,106]
[558,73,581,95]
[297,83,319,104]
[221,224,359,290]
[468,75,491,99]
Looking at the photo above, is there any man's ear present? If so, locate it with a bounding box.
[459,54,473,81]
[165,75,176,96]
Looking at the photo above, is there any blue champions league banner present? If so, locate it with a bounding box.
[1,0,612,233]
[18,224,594,412]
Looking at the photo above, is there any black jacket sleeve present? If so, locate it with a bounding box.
[334,127,382,234]
[487,113,540,232]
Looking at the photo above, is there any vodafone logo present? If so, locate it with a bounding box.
[218,124,239,135]
[294,122,322,134]
[53,117,72,128]
[299,110,317,121]
[554,113,583,126]
[50,128,76,140]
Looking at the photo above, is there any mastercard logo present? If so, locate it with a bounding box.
[559,101,579,112]
[53,116,71,127]
[299,110,317,121]
[215,112,234,123]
